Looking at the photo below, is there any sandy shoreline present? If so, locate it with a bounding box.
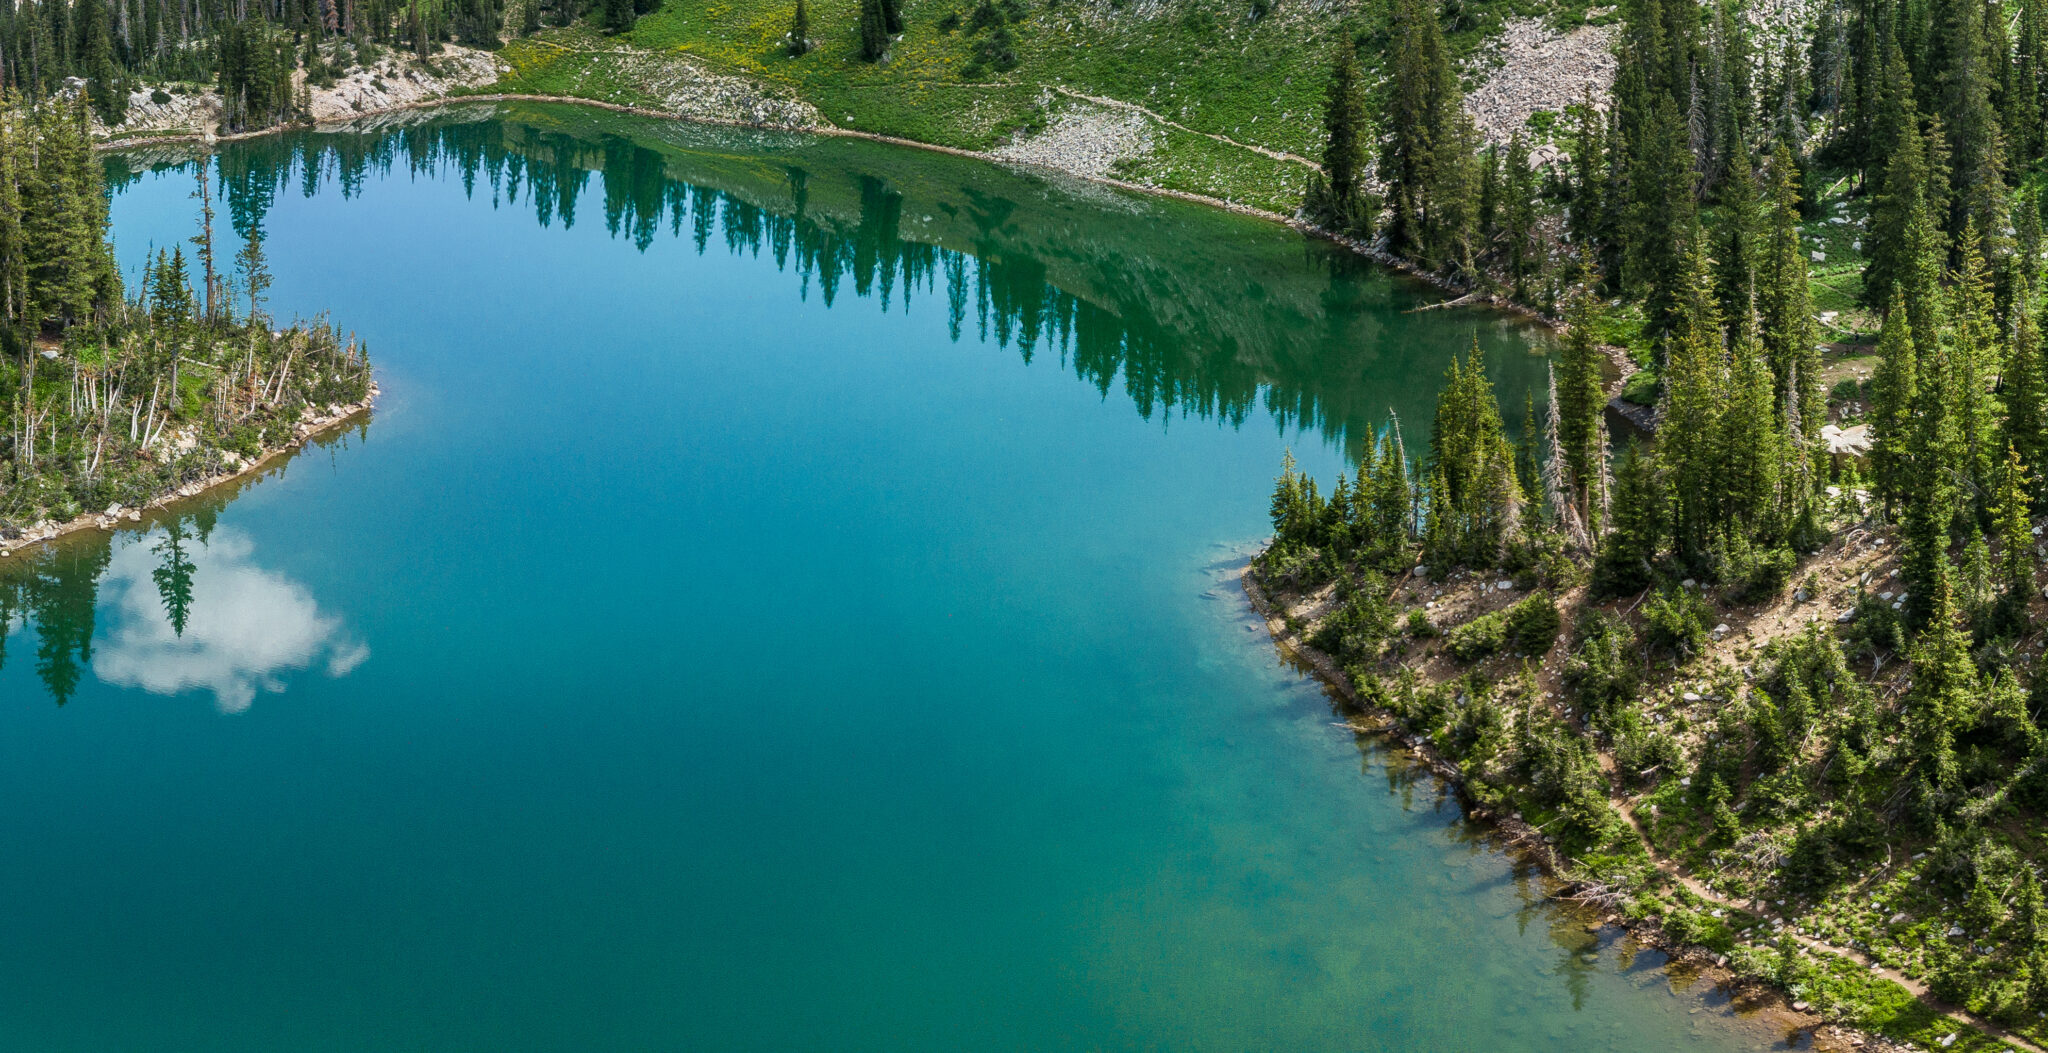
[0,384,378,558]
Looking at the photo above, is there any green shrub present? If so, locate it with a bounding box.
[1405,608,1437,637]
[1504,591,1560,654]
[1564,610,1639,732]
[1620,369,1660,405]
[1642,586,1712,659]
[1310,582,1396,663]
[1445,608,1508,661]
[1446,592,1561,662]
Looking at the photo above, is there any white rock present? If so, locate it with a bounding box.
[1679,776,1691,787]
[1713,623,1729,633]
[1683,691,1701,701]
[1811,250,1826,261]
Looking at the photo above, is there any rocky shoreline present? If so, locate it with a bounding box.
[0,385,378,559]
[1240,563,1937,1053]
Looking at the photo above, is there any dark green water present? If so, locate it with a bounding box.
[0,103,1802,1051]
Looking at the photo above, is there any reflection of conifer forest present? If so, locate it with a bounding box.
[0,501,214,706]
[109,106,1547,456]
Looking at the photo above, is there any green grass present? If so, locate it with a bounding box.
[483,0,1598,217]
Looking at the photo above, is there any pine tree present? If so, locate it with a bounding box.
[1627,94,1699,342]
[1503,133,1536,300]
[1902,339,1962,629]
[234,226,271,324]
[1568,91,1606,246]
[2004,288,2047,500]
[78,0,126,126]
[1381,0,1478,271]
[20,100,112,329]
[1312,46,1372,235]
[0,108,28,340]
[1595,438,1664,594]
[1658,225,1726,563]
[787,0,810,56]
[150,245,193,327]
[1270,449,1304,540]
[1863,45,1930,314]
[1991,444,2036,633]
[1714,142,1760,315]
[1759,141,1818,435]
[1948,224,1999,509]
[190,158,218,323]
[1543,364,1591,548]
[1720,305,1785,539]
[1905,552,1972,795]
[1868,294,1919,514]
[1427,342,1523,565]
[881,0,903,37]
[1929,0,2009,245]
[603,0,635,34]
[858,0,888,61]
[1556,293,1607,527]
[2008,0,2047,163]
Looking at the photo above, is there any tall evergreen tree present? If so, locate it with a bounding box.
[1759,141,1818,436]
[1556,293,1608,527]
[1869,294,1919,514]
[1719,305,1786,538]
[1929,0,2009,246]
[1657,227,1727,563]
[1714,143,1761,315]
[1905,553,1971,794]
[1380,0,1479,272]
[787,0,810,56]
[1863,45,1935,313]
[858,0,888,61]
[1427,342,1523,565]
[1595,438,1664,594]
[2003,288,2047,500]
[1310,46,1372,235]
[1992,443,2036,633]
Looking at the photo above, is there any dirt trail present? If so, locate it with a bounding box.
[1046,87,1322,169]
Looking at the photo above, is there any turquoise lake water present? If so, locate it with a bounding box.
[0,103,1805,1051]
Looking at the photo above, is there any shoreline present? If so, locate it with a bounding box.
[1239,562,1928,1053]
[0,384,378,559]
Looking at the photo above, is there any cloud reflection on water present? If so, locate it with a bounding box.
[86,527,368,712]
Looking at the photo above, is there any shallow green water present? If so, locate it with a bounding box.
[0,104,1802,1051]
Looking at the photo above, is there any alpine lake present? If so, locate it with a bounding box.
[0,102,1819,1052]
